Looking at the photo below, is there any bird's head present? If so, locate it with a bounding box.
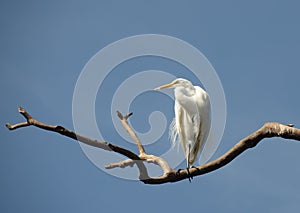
[154,78,193,90]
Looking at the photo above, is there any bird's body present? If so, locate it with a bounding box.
[155,78,211,168]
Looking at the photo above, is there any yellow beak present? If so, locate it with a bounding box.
[154,82,175,90]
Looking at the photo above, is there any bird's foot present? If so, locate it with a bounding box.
[176,167,196,182]
[190,165,199,171]
[186,166,200,182]
[186,167,193,183]
[176,169,182,176]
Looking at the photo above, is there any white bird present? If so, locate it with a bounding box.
[155,78,211,174]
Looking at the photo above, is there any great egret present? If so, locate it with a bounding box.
[155,78,211,177]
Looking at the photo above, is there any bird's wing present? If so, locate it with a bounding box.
[187,102,201,165]
[194,86,211,159]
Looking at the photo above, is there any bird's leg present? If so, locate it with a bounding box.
[177,144,194,181]
[186,144,193,182]
[186,168,192,183]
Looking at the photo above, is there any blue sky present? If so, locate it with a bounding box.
[1,0,300,212]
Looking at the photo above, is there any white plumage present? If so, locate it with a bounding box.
[155,78,211,168]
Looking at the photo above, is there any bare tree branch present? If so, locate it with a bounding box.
[143,122,300,184]
[5,107,300,184]
[6,107,150,180]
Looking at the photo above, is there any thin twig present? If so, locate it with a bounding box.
[105,159,135,169]
[116,110,146,155]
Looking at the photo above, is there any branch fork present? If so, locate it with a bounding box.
[6,107,300,184]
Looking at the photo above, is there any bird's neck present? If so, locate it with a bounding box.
[175,85,195,97]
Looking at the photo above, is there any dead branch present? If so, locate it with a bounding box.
[6,106,300,184]
[6,107,150,180]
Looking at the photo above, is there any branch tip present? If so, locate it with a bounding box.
[116,111,133,120]
[18,106,25,113]
[124,112,133,120]
[5,123,12,129]
[116,110,123,119]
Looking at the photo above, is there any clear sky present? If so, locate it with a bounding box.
[1,0,300,212]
